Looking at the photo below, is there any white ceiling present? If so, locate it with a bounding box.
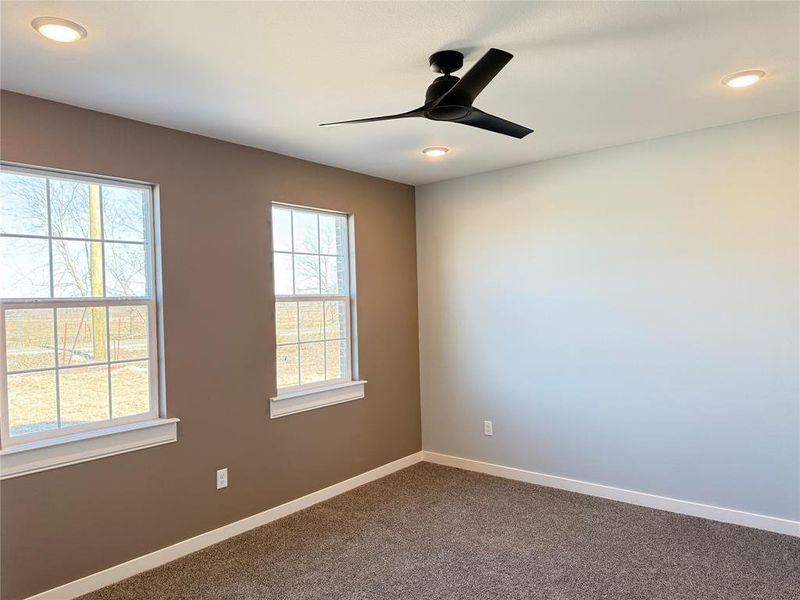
[1,1,798,185]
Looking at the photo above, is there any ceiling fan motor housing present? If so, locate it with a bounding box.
[425,75,459,103]
[425,76,472,120]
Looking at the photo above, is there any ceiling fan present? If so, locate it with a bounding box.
[320,48,533,139]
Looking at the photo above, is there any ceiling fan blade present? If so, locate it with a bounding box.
[320,108,424,127]
[457,108,533,139]
[433,48,513,107]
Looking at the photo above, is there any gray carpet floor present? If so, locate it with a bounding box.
[80,462,799,599]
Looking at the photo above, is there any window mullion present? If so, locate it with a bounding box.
[52,307,62,429]
[46,177,55,298]
[322,299,328,379]
[296,298,301,386]
[289,210,295,294]
[316,214,322,295]
[0,232,147,245]
[106,305,113,419]
[293,192,301,384]
[99,185,107,298]
[276,295,347,303]
[99,187,113,420]
[0,298,152,310]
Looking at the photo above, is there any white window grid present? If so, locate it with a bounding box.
[273,204,353,393]
[0,164,160,448]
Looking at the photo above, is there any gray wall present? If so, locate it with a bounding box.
[416,112,799,520]
[0,91,421,600]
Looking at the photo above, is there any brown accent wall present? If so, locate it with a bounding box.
[0,91,421,600]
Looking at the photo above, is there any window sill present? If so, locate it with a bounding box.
[0,418,179,480]
[270,380,366,418]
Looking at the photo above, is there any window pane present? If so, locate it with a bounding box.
[292,210,318,253]
[299,342,325,385]
[0,236,50,298]
[274,253,293,295]
[324,301,347,340]
[294,254,320,294]
[272,207,292,252]
[298,301,324,342]
[0,170,158,441]
[325,339,347,381]
[7,370,58,437]
[277,345,299,388]
[50,178,92,240]
[271,206,351,393]
[319,213,346,256]
[52,239,100,297]
[4,309,55,371]
[105,242,147,297]
[56,307,108,366]
[59,365,110,426]
[321,255,346,294]
[109,305,149,360]
[276,302,298,345]
[111,361,150,418]
[102,185,147,242]
[0,172,48,236]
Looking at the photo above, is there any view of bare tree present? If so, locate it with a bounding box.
[272,208,350,389]
[2,173,148,364]
[2,171,154,436]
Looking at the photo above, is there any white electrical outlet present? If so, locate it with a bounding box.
[216,468,228,489]
[483,420,493,436]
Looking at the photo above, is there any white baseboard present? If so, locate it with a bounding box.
[26,451,424,600]
[23,449,798,599]
[422,451,799,537]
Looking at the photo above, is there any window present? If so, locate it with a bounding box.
[1,165,175,478]
[270,204,364,418]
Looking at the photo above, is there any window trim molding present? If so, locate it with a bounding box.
[0,417,179,479]
[0,162,167,452]
[270,380,366,419]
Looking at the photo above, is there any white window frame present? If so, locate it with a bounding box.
[0,163,176,478]
[270,203,365,418]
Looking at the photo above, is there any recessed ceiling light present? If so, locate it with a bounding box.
[422,146,449,158]
[722,70,765,88]
[31,17,87,43]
